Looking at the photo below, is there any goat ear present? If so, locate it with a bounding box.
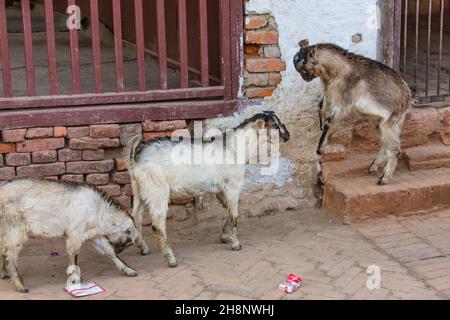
[299,39,309,48]
[255,119,265,130]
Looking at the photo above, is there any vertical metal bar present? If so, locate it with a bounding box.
[426,0,432,96]
[414,0,419,90]
[68,0,81,94]
[134,0,146,91]
[403,0,409,73]
[199,0,209,86]
[22,0,36,96]
[437,0,444,95]
[0,0,12,97]
[393,0,402,72]
[156,0,167,90]
[112,0,124,92]
[90,0,102,93]
[44,0,58,95]
[220,0,231,100]
[178,0,189,89]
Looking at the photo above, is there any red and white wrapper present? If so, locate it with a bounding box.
[64,282,105,298]
[279,274,302,294]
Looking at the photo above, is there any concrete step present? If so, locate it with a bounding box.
[324,167,450,222]
[321,154,374,182]
[404,143,450,171]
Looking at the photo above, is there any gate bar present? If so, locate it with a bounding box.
[220,0,231,100]
[134,0,146,91]
[44,0,58,95]
[113,0,124,92]
[68,0,81,94]
[156,0,168,90]
[178,0,189,89]
[22,0,36,96]
[426,0,432,96]
[199,0,209,87]
[414,0,419,91]
[90,0,103,94]
[0,0,12,97]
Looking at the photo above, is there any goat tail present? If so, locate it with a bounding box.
[127,134,143,169]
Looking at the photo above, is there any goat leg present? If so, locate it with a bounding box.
[92,237,138,277]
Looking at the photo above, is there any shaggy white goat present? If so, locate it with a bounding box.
[0,178,140,293]
[127,111,290,267]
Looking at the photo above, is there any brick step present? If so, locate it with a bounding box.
[321,154,374,182]
[404,143,450,171]
[324,167,450,222]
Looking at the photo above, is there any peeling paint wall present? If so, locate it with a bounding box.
[205,0,380,216]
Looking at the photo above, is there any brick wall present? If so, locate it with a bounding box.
[0,120,187,209]
[244,13,285,99]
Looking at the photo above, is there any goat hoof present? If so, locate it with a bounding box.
[232,244,242,251]
[17,287,29,294]
[377,175,388,185]
[168,260,178,268]
[141,249,151,256]
[124,268,138,277]
[0,274,10,280]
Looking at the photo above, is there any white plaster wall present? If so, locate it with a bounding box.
[205,0,381,214]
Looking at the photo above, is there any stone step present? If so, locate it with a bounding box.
[321,154,374,182]
[324,167,450,222]
[404,143,450,171]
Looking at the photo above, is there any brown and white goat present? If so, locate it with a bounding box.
[127,112,290,267]
[294,41,413,185]
[0,178,140,293]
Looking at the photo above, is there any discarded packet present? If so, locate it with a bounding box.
[279,274,302,294]
[64,282,105,298]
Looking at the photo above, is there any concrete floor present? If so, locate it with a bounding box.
[1,207,450,300]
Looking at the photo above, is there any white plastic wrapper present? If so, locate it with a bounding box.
[64,282,105,298]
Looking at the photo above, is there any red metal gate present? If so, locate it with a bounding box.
[0,0,242,129]
[394,0,450,106]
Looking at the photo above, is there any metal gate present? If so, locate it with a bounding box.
[0,0,242,129]
[395,0,450,105]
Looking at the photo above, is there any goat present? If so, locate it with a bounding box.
[0,178,140,293]
[127,111,290,267]
[294,40,413,185]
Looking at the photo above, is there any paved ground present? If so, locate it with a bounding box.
[1,206,450,300]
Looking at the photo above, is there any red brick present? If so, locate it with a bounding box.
[67,126,89,138]
[245,72,269,87]
[54,127,67,138]
[116,159,128,171]
[124,184,134,196]
[112,172,131,185]
[16,138,65,153]
[245,87,276,98]
[16,163,65,177]
[246,58,286,73]
[245,15,268,29]
[401,108,440,148]
[143,131,172,142]
[268,73,282,85]
[120,124,142,146]
[83,149,105,161]
[1,129,26,143]
[66,160,114,174]
[32,150,57,164]
[0,167,15,181]
[97,184,122,197]
[69,137,120,150]
[5,153,31,166]
[142,120,187,132]
[0,143,16,154]
[26,127,53,139]
[0,154,3,167]
[90,124,120,138]
[61,174,84,184]
[244,45,261,56]
[245,30,279,45]
[440,108,450,146]
[114,195,132,209]
[58,149,82,162]
[45,176,59,181]
[86,173,110,186]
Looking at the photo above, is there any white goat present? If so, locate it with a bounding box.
[127,111,291,267]
[0,178,140,293]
